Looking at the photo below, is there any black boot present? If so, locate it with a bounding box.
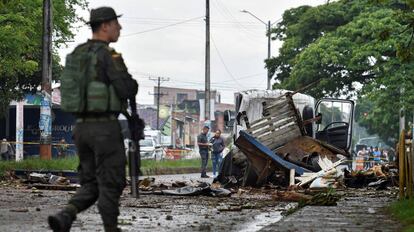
[48,205,77,232]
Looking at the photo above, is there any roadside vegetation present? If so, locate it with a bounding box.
[0,157,210,179]
[390,199,414,232]
[268,0,414,146]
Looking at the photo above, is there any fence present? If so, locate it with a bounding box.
[399,129,413,199]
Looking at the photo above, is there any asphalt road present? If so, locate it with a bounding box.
[0,173,401,232]
[0,173,288,232]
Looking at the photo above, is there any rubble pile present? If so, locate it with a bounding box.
[2,171,80,191]
[215,91,398,198]
[344,164,398,189]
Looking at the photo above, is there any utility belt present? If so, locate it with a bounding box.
[76,114,117,123]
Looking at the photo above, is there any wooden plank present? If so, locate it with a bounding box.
[263,99,289,112]
[399,130,405,199]
[29,184,79,191]
[258,125,300,144]
[262,129,302,150]
[254,122,297,140]
[249,111,296,132]
[251,118,297,137]
[263,105,293,118]
[250,104,292,126]
[251,121,295,138]
[257,127,300,145]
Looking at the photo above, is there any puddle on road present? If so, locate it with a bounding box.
[237,210,283,232]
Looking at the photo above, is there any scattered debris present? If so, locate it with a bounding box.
[162,183,231,197]
[172,181,187,188]
[10,208,29,213]
[296,156,345,188]
[343,165,397,189]
[118,219,133,226]
[14,169,78,183]
[26,172,70,185]
[139,177,155,188]
[235,130,310,186]
[218,90,355,191]
[302,189,340,206]
[28,184,79,191]
[272,191,312,202]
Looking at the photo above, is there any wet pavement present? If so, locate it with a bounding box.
[0,173,402,232]
[261,188,402,232]
[0,173,289,232]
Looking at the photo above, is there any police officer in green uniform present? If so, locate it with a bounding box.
[48,7,137,232]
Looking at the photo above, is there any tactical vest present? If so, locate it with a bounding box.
[60,43,124,114]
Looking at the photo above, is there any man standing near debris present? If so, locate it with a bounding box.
[209,129,225,177]
[197,125,210,178]
[0,138,11,160]
[48,7,138,232]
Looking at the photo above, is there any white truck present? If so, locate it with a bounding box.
[217,89,355,187]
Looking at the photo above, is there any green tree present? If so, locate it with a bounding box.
[268,0,414,145]
[0,0,87,116]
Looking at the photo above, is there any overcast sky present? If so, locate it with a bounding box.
[58,0,326,105]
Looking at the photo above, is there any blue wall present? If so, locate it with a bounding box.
[0,106,76,158]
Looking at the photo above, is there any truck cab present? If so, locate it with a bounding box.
[230,89,354,154]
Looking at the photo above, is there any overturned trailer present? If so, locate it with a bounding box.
[217,89,354,187]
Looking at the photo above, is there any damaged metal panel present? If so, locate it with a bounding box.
[274,136,346,166]
[236,130,310,186]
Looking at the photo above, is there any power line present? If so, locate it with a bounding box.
[123,16,263,25]
[121,16,204,37]
[131,71,266,86]
[149,77,170,129]
[212,0,263,39]
[123,17,262,25]
[210,36,245,88]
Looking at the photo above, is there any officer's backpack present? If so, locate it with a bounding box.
[60,43,121,113]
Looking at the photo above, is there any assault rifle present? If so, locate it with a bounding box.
[126,98,145,198]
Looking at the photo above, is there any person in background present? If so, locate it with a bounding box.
[373,147,381,165]
[0,138,11,160]
[209,129,225,177]
[197,125,210,178]
[382,149,389,163]
[57,138,68,158]
[368,146,374,168]
[357,147,369,170]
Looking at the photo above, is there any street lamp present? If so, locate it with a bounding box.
[241,9,278,90]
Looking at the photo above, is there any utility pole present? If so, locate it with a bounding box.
[267,20,271,90]
[149,77,169,130]
[241,10,280,90]
[205,0,211,121]
[400,87,405,133]
[40,0,52,160]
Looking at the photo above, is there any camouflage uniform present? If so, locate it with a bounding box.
[48,7,137,232]
[69,39,137,227]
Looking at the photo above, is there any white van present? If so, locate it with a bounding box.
[139,137,164,160]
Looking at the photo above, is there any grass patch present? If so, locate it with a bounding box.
[140,158,212,175]
[0,157,211,178]
[390,199,414,232]
[0,156,79,178]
